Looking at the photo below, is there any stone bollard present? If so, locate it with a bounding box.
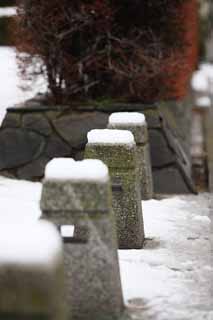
[85,129,145,249]
[108,112,153,200]
[0,221,66,320]
[40,158,124,320]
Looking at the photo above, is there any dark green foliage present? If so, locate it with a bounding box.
[0,17,11,46]
[0,1,15,7]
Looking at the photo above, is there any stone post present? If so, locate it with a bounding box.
[108,112,153,200]
[40,158,124,320]
[0,221,66,320]
[85,129,145,249]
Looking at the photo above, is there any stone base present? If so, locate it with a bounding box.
[0,96,196,194]
[144,99,196,194]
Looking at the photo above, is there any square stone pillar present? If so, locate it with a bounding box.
[108,112,153,200]
[0,221,66,320]
[85,129,145,249]
[40,159,124,320]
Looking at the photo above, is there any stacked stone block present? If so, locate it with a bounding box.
[40,158,124,320]
[0,221,65,320]
[108,112,153,200]
[85,129,145,249]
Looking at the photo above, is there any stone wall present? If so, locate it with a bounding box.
[0,96,196,194]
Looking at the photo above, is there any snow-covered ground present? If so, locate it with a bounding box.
[121,195,212,320]
[0,46,46,125]
[0,176,212,320]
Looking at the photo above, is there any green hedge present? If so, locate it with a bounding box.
[0,1,15,7]
[0,1,15,46]
[0,17,12,45]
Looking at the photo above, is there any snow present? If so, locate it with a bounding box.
[0,220,62,266]
[45,158,109,183]
[192,63,213,92]
[192,71,209,92]
[0,176,42,222]
[119,194,212,319]
[0,47,46,126]
[109,112,146,126]
[60,225,75,238]
[192,215,211,223]
[196,96,211,107]
[0,7,16,17]
[0,175,211,319]
[87,129,135,145]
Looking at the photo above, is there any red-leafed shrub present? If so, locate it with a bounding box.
[14,0,198,104]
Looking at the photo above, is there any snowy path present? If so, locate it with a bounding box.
[122,194,212,320]
[0,176,212,320]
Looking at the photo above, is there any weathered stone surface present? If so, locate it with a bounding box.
[0,129,45,170]
[108,119,153,200]
[159,99,192,162]
[149,129,176,168]
[142,109,162,129]
[108,123,148,145]
[75,150,85,160]
[52,112,108,148]
[1,113,21,128]
[163,125,192,175]
[0,222,66,320]
[42,181,111,213]
[17,157,50,180]
[45,135,71,158]
[153,166,192,194]
[22,114,52,136]
[85,142,144,249]
[138,143,153,200]
[41,159,124,320]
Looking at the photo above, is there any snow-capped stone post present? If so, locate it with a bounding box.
[108,112,153,200]
[0,221,66,320]
[85,129,145,249]
[40,158,124,320]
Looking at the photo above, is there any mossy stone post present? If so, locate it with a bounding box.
[85,129,145,249]
[40,159,124,320]
[108,112,153,200]
[0,221,66,320]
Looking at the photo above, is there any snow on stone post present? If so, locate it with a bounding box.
[40,158,124,320]
[0,221,66,320]
[108,112,153,200]
[85,129,145,249]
